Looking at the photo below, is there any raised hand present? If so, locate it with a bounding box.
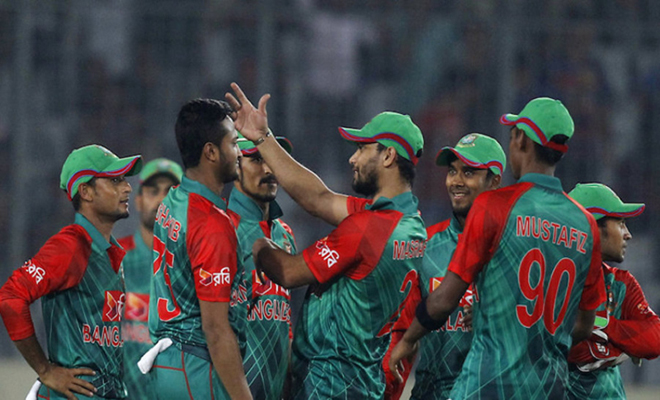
[225,82,270,142]
[39,363,96,400]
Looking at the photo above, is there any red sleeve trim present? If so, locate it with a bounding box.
[187,194,238,303]
[564,194,606,310]
[302,210,402,283]
[448,183,533,283]
[0,225,91,340]
[426,219,451,238]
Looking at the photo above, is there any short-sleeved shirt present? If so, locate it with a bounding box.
[292,192,426,400]
[411,216,474,400]
[0,213,127,398]
[228,187,297,400]
[149,176,247,349]
[447,173,606,400]
[118,232,156,399]
[567,263,660,399]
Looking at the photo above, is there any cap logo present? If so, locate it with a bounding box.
[458,134,477,147]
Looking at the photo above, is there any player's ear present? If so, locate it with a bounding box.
[78,182,95,202]
[489,174,502,189]
[202,142,220,163]
[382,146,397,168]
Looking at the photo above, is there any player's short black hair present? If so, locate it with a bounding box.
[376,143,416,186]
[533,134,569,166]
[71,177,97,211]
[175,98,234,169]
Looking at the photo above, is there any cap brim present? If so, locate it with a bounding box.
[338,127,374,143]
[435,147,491,171]
[500,113,518,126]
[588,203,646,219]
[101,155,143,177]
[240,137,293,156]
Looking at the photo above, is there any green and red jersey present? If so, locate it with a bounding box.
[228,187,297,400]
[567,263,660,399]
[117,232,156,399]
[447,173,606,400]
[292,192,426,400]
[411,216,475,399]
[149,176,247,351]
[0,213,127,398]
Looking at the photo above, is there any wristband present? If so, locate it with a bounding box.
[253,130,272,146]
[415,297,444,331]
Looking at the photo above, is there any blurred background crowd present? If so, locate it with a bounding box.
[1,0,660,394]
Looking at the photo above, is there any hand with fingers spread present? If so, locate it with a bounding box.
[225,82,271,142]
[388,336,419,384]
[39,363,96,400]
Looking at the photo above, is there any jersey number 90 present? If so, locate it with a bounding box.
[516,248,576,335]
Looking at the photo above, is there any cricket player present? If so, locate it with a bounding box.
[0,144,142,399]
[117,158,182,400]
[144,99,250,399]
[225,83,427,399]
[228,134,296,400]
[566,183,660,399]
[386,133,506,400]
[390,97,607,399]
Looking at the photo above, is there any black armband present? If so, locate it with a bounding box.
[415,296,444,331]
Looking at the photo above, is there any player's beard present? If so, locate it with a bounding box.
[352,159,379,197]
[219,157,240,184]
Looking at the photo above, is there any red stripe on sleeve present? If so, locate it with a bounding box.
[0,225,91,340]
[448,183,533,283]
[426,219,451,238]
[565,194,606,311]
[302,210,402,283]
[187,194,238,302]
[603,267,660,359]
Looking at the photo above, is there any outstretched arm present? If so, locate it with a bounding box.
[226,82,350,226]
[253,238,317,289]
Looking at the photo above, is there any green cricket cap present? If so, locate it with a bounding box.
[436,133,506,175]
[237,132,293,156]
[60,144,142,201]
[139,158,183,186]
[338,111,424,165]
[500,97,574,153]
[568,183,645,220]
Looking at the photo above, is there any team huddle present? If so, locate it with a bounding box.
[1,82,659,400]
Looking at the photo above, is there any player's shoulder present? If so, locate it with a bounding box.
[187,193,236,232]
[478,182,534,204]
[426,219,451,238]
[117,235,136,251]
[49,224,92,251]
[605,263,638,285]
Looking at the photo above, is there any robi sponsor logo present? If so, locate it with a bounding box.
[22,260,46,284]
[125,292,149,322]
[199,267,231,286]
[103,291,125,322]
[430,277,474,332]
[252,270,290,299]
[315,238,339,268]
